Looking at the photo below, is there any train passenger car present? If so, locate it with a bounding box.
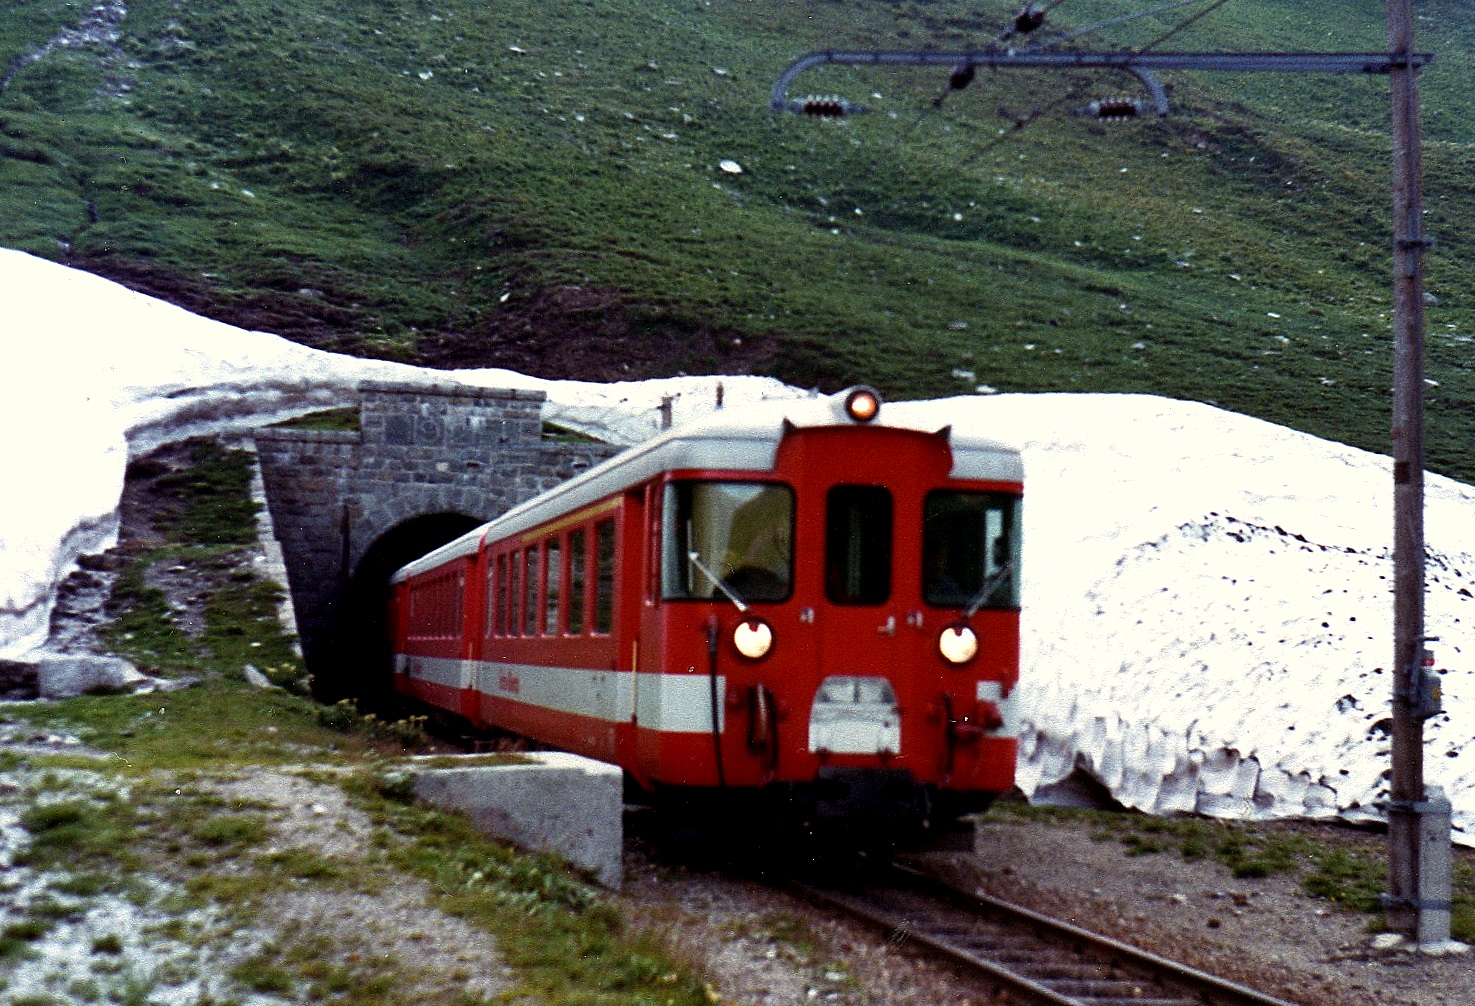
[388,387,1022,830]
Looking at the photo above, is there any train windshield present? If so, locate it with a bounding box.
[923,491,1022,610]
[662,481,794,603]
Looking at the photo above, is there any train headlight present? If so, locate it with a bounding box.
[939,623,978,665]
[733,617,774,660]
[843,386,882,423]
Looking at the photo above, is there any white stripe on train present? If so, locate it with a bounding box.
[395,654,725,733]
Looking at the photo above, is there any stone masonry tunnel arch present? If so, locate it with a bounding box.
[332,511,482,707]
[253,381,620,708]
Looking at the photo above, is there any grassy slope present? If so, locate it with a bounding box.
[3,0,1475,478]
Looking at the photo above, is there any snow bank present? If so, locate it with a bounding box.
[891,396,1475,843]
[1,248,422,656]
[0,248,798,657]
[2,248,1472,842]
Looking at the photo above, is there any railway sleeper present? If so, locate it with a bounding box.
[1049,978,1175,998]
[983,946,1084,964]
[1013,963,1128,982]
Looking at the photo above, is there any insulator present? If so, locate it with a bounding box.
[1082,98,1141,121]
[949,64,976,92]
[1014,5,1046,33]
[795,95,859,117]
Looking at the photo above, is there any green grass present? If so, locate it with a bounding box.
[16,796,140,872]
[99,557,201,669]
[4,0,1475,479]
[97,438,308,689]
[151,440,259,547]
[13,680,371,770]
[272,405,361,432]
[190,812,268,848]
[90,933,125,955]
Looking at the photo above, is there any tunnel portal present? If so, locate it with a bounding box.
[254,380,619,702]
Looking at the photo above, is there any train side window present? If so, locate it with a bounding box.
[594,518,616,634]
[544,538,562,636]
[524,546,541,636]
[489,557,501,634]
[450,570,464,638]
[923,491,1021,609]
[568,528,587,635]
[492,554,507,636]
[507,550,522,636]
[660,481,794,603]
[826,485,892,605]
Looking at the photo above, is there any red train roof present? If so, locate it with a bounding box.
[391,389,1022,583]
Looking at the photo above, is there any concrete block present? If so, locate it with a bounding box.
[410,751,623,888]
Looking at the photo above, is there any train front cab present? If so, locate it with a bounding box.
[634,413,1021,832]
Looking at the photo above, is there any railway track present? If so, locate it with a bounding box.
[792,863,1301,1006]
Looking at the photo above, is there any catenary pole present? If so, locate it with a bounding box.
[773,9,1450,946]
[1385,0,1442,944]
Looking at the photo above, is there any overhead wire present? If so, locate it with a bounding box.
[886,2,1072,150]
[1130,0,1232,53]
[954,0,1234,165]
[1050,0,1212,47]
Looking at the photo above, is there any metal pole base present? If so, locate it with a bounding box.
[1415,787,1457,950]
[1384,786,1463,951]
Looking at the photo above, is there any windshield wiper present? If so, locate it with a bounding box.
[687,550,750,613]
[964,561,1015,618]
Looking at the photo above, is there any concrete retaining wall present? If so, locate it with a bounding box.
[409,752,624,889]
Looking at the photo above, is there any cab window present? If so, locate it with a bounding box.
[661,481,793,603]
[923,491,1021,609]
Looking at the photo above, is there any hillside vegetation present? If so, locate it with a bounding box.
[4,0,1475,479]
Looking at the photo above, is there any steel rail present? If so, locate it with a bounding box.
[791,863,1301,1006]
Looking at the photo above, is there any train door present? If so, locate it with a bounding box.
[809,483,904,762]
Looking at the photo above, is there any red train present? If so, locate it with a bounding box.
[388,387,1022,832]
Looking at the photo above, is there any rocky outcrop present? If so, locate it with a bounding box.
[0,652,195,700]
[34,653,145,698]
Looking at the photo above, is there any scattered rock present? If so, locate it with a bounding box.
[242,663,276,689]
[35,652,145,699]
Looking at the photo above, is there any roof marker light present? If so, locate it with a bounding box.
[843,386,882,423]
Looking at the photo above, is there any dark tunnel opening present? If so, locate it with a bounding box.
[313,511,482,708]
